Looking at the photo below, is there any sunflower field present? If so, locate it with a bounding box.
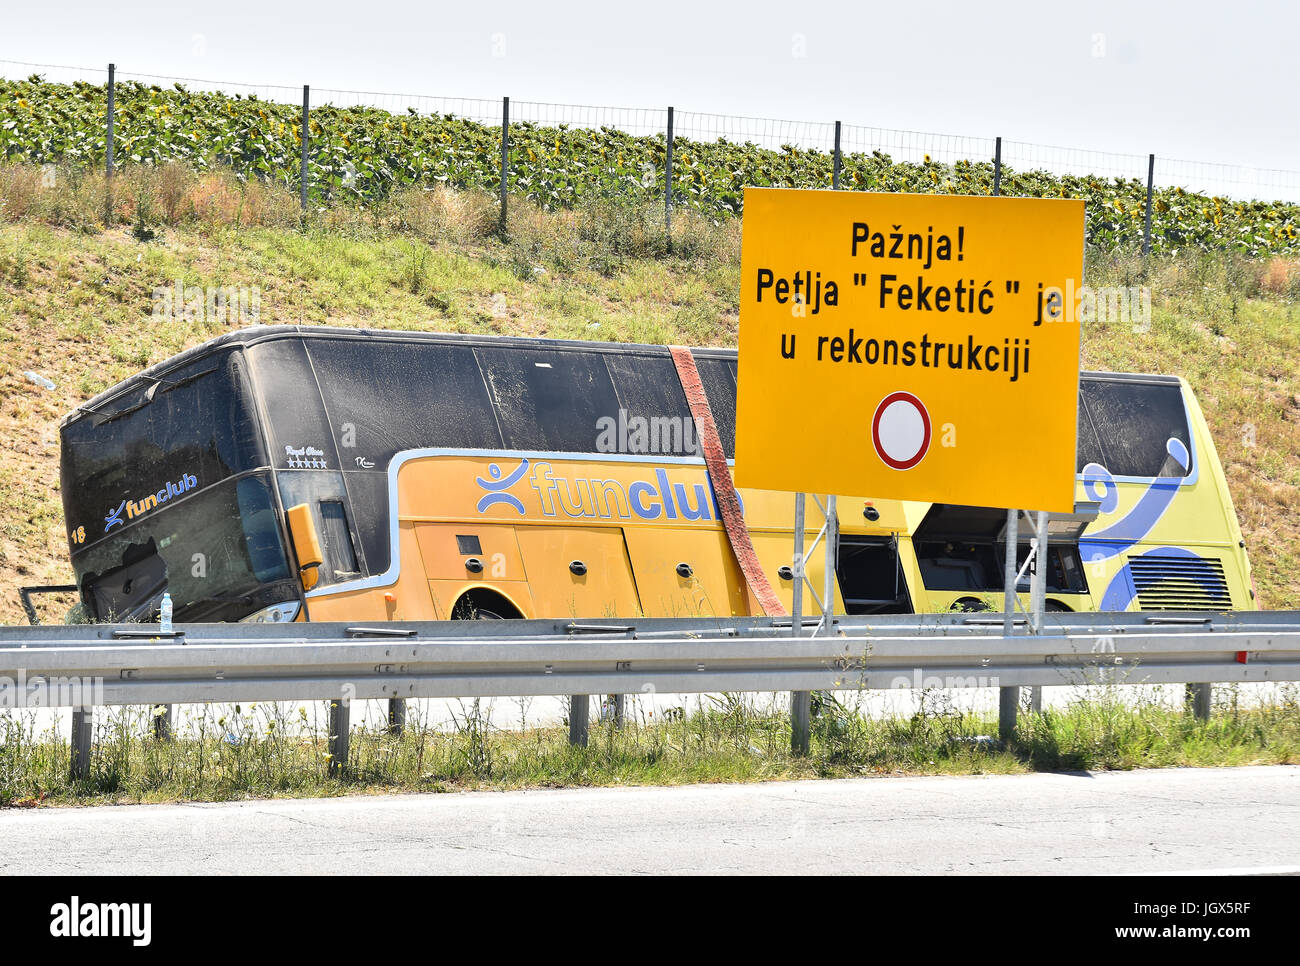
[2,73,1298,255]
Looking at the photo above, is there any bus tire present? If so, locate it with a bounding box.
[451,589,523,621]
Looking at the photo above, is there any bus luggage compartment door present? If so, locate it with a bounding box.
[622,526,749,619]
[513,525,642,620]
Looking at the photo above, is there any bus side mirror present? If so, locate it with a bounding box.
[286,503,324,591]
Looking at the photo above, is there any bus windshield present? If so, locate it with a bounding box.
[59,349,293,622]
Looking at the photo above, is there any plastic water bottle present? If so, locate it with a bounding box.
[160,592,173,633]
[23,371,56,391]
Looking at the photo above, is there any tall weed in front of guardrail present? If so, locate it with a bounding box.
[1,693,1298,806]
[1011,684,1300,770]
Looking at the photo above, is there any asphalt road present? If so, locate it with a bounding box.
[3,766,1298,875]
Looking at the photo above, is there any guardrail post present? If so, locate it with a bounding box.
[300,84,310,214]
[498,96,509,236]
[997,687,1019,743]
[790,691,811,756]
[664,105,674,253]
[998,508,1019,741]
[387,697,406,735]
[612,692,626,728]
[1142,153,1155,256]
[152,704,173,741]
[1186,683,1212,721]
[70,709,92,780]
[328,698,350,776]
[569,694,589,747]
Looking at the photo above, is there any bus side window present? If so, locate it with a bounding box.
[319,500,360,577]
[694,358,738,458]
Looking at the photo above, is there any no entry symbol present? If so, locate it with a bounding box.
[871,391,932,470]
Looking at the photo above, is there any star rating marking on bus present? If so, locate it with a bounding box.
[286,458,328,469]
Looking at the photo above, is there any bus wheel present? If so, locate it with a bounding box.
[451,589,523,621]
[950,596,991,613]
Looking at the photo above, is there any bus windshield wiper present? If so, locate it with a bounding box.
[183,592,254,610]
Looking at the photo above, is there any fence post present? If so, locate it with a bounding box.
[152,704,173,741]
[998,508,1018,741]
[499,96,509,236]
[1142,153,1155,256]
[328,698,349,777]
[300,85,310,214]
[1186,683,1212,721]
[832,120,842,190]
[992,136,1001,197]
[105,63,115,224]
[665,106,674,253]
[106,63,115,179]
[569,694,589,747]
[70,708,92,780]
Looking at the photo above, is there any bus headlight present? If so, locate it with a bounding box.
[239,601,302,623]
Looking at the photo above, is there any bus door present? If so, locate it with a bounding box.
[415,522,532,619]
[836,535,912,614]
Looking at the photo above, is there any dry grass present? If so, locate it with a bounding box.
[3,689,1298,805]
[385,184,498,245]
[0,162,303,233]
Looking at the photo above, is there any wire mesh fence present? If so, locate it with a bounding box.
[2,58,1299,252]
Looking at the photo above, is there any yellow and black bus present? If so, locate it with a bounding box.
[57,326,1256,624]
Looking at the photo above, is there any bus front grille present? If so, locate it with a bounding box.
[1128,554,1231,611]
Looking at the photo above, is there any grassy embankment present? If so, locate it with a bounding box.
[0,164,1298,803]
[1,163,1298,622]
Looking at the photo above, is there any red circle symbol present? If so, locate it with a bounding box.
[871,391,932,470]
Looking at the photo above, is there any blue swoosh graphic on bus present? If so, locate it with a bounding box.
[1078,438,1189,562]
[1099,545,1207,611]
[475,459,530,513]
[104,500,126,532]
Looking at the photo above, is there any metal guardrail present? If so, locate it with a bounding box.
[3,612,1298,775]
[3,611,1298,703]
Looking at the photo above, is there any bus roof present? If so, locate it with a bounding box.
[62,324,1183,428]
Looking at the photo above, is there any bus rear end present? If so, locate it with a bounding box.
[59,344,299,624]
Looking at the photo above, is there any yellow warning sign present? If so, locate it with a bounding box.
[734,188,1085,513]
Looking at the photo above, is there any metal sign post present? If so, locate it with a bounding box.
[790,492,837,755]
[1000,509,1050,739]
